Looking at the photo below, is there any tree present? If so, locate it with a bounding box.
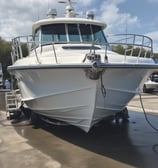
[154,53,158,58]
[0,37,12,80]
[111,44,153,58]
[111,44,125,55]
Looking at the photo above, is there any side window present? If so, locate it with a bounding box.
[33,28,40,48]
[92,25,107,44]
[79,24,107,44]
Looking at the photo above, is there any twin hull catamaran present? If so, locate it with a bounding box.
[8,1,158,132]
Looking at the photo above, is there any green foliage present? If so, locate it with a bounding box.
[0,37,12,80]
[111,44,152,58]
[111,45,125,55]
[154,53,158,58]
[0,37,29,81]
[21,43,29,57]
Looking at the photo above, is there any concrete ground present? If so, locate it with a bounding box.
[0,92,158,168]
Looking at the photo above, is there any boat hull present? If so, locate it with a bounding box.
[9,65,152,131]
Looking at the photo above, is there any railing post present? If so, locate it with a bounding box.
[52,43,58,63]
[18,37,23,59]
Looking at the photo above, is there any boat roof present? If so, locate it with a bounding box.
[32,17,107,35]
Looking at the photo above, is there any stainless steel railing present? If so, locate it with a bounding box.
[10,34,154,64]
[107,34,153,58]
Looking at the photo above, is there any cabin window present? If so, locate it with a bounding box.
[92,25,107,44]
[33,28,41,48]
[41,24,67,44]
[34,29,40,42]
[37,23,107,45]
[79,24,107,44]
[67,24,80,42]
[79,24,92,42]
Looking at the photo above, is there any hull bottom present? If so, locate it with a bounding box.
[29,105,125,132]
[37,108,128,132]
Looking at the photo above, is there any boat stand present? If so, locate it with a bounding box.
[114,107,129,123]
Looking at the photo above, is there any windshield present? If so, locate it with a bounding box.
[42,24,67,44]
[41,23,107,45]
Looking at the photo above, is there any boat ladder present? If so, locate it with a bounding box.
[5,90,21,119]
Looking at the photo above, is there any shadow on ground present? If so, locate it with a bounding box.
[12,111,158,168]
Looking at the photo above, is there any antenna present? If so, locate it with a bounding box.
[58,0,76,5]
[58,1,66,4]
[58,0,77,18]
[47,0,50,9]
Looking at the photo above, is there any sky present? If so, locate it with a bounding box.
[1,0,158,52]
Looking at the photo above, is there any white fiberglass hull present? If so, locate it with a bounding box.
[15,68,97,131]
[8,65,152,132]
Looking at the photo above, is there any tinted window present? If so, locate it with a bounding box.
[92,25,107,44]
[33,28,40,48]
[67,24,80,42]
[41,24,66,44]
[79,24,92,42]
[80,24,107,44]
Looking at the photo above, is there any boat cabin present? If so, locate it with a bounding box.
[32,19,108,47]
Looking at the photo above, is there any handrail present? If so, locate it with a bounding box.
[34,47,41,64]
[10,34,154,65]
[107,34,153,58]
[11,35,33,64]
[52,43,58,63]
[11,36,60,64]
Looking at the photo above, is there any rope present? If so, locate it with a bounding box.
[100,71,106,97]
[139,93,158,132]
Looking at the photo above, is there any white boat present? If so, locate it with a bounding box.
[8,0,158,132]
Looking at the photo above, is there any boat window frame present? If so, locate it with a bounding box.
[67,23,80,43]
[66,23,107,44]
[34,23,108,46]
[92,25,108,44]
[41,23,67,45]
[79,24,93,43]
[32,28,41,48]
